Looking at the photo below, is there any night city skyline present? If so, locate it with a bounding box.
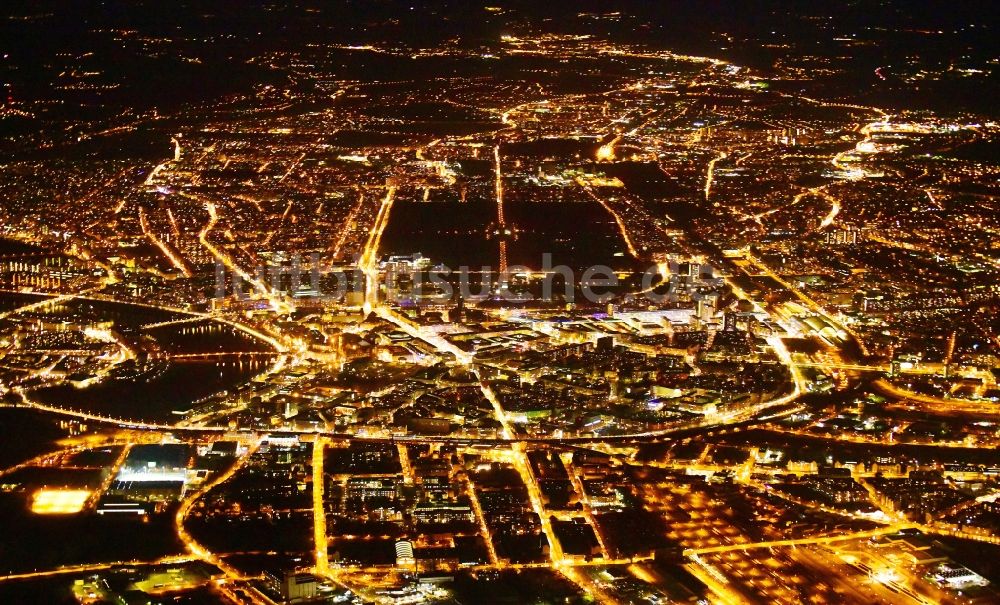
[0,2,999,604]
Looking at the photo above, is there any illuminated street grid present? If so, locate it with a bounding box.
[1,3,1000,604]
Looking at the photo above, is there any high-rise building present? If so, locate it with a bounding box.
[395,539,415,566]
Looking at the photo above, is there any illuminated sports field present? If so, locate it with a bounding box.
[30,489,92,515]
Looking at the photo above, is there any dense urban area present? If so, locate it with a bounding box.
[1,1,999,604]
